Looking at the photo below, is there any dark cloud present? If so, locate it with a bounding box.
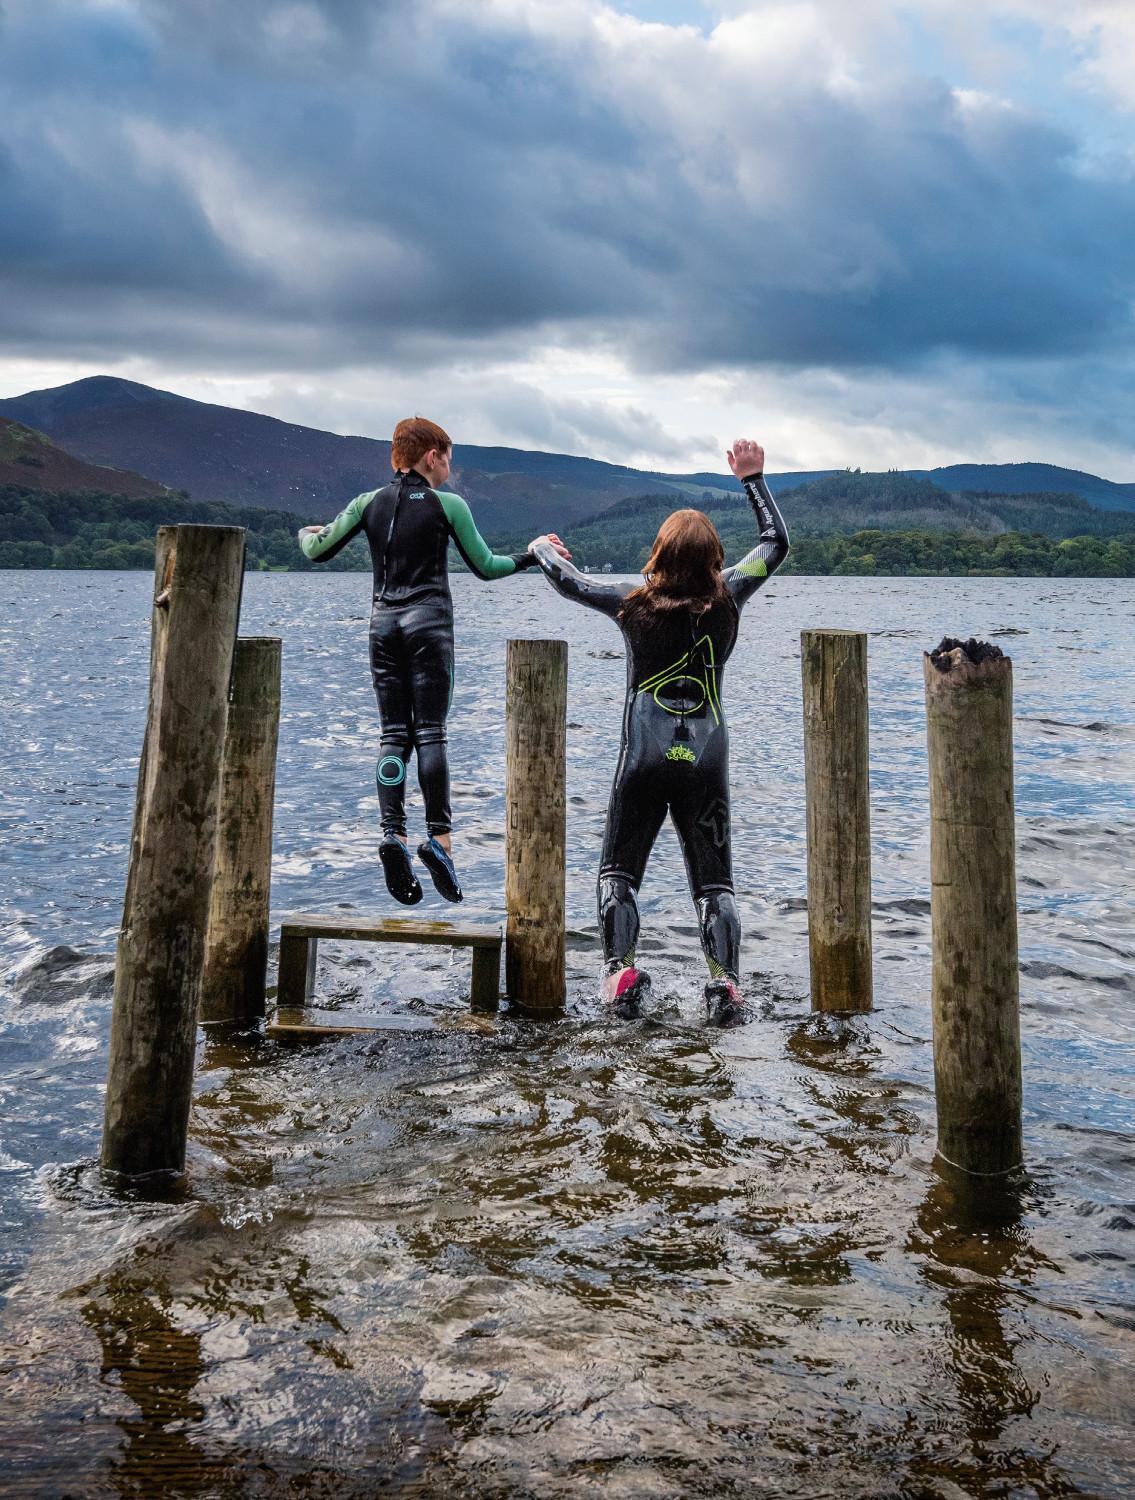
[0,0,1132,384]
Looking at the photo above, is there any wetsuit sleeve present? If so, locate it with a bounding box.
[723,473,789,606]
[435,491,535,578]
[531,541,631,618]
[298,490,374,562]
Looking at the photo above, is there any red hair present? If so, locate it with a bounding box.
[621,509,730,623]
[391,416,451,472]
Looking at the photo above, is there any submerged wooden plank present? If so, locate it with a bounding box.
[280,913,503,948]
[267,1006,434,1039]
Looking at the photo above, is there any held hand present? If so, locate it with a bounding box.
[727,439,764,480]
[298,525,323,539]
[530,532,572,561]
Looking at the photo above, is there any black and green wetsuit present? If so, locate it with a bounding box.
[531,473,789,983]
[300,469,534,836]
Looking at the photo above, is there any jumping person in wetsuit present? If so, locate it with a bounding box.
[528,438,788,1025]
[298,417,570,905]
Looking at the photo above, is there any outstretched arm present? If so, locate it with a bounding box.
[530,536,632,618]
[721,439,789,606]
[436,490,536,579]
[298,490,374,563]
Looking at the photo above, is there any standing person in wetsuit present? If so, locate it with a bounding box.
[528,438,788,1026]
[297,417,570,905]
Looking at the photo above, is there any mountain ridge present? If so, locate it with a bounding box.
[2,376,1133,525]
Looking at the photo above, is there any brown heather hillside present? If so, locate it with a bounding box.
[0,416,170,499]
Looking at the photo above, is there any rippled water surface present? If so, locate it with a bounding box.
[2,571,1133,1498]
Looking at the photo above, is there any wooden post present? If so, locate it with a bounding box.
[800,629,873,1013]
[101,525,245,1180]
[924,639,1022,1175]
[505,639,567,1012]
[200,637,282,1024]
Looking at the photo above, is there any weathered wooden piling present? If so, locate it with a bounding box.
[800,629,873,1012]
[923,638,1022,1175]
[505,638,567,1012]
[102,525,245,1180]
[200,637,282,1024]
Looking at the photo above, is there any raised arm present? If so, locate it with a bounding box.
[530,537,632,618]
[436,490,535,579]
[298,489,374,563]
[721,439,789,606]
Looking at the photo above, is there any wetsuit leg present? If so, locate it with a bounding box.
[694,891,741,982]
[400,602,455,836]
[598,876,641,970]
[668,726,740,980]
[369,610,414,838]
[597,745,668,968]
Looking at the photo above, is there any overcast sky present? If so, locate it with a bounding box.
[1,0,1133,476]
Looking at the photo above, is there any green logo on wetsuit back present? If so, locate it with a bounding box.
[665,744,696,763]
[639,634,723,725]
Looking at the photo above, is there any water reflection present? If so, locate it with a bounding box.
[907,1168,1079,1495]
[72,1239,408,1496]
[80,1271,228,1497]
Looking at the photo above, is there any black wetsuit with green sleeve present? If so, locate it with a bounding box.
[300,469,534,836]
[531,473,789,982]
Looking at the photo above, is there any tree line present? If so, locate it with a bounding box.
[2,482,1133,577]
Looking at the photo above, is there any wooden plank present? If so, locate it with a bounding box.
[277,932,317,1008]
[268,1007,434,1038]
[279,914,503,948]
[470,944,501,1012]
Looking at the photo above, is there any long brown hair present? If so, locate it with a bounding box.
[620,508,730,624]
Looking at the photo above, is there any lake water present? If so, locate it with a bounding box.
[1,570,1133,1498]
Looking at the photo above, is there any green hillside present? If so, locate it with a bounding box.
[0,485,356,571]
[2,477,1132,577]
[520,470,1135,572]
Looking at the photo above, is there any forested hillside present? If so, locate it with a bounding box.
[508,471,1135,572]
[3,480,1133,577]
[0,486,352,571]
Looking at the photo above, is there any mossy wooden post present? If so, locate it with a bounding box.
[924,641,1022,1175]
[200,637,282,1024]
[801,629,873,1012]
[102,525,245,1180]
[505,639,567,1012]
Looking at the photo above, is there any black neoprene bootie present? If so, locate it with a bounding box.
[417,837,463,903]
[380,836,423,905]
[705,978,748,1028]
